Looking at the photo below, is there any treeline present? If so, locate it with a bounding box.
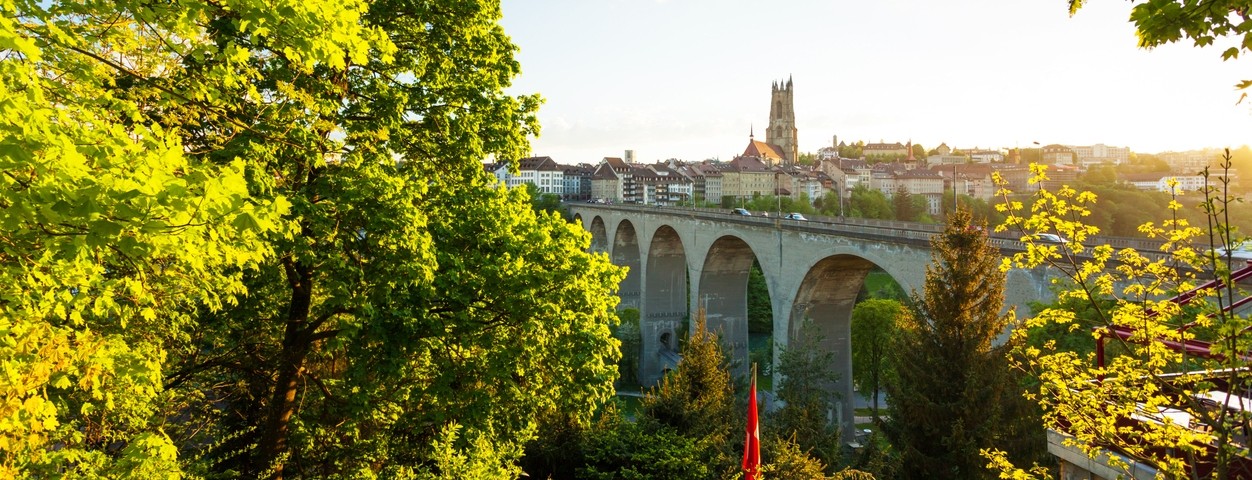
[724,186,1005,226]
[522,312,871,479]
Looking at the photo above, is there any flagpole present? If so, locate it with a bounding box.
[743,361,761,480]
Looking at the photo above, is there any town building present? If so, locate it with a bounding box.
[864,142,908,159]
[1071,143,1130,166]
[591,157,632,202]
[1160,149,1222,174]
[966,148,1004,163]
[1119,171,1237,194]
[1041,144,1075,165]
[562,164,595,201]
[507,156,564,195]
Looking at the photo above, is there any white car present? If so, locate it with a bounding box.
[783,213,807,221]
[1030,233,1068,244]
[1214,241,1252,262]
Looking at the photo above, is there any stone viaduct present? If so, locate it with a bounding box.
[567,204,1080,440]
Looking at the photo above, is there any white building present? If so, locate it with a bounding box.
[1071,144,1130,166]
[503,156,568,196]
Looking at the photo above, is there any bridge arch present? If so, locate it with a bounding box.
[694,234,766,378]
[589,216,608,253]
[786,254,883,439]
[641,225,689,383]
[612,220,642,310]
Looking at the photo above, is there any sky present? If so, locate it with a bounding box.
[499,0,1251,166]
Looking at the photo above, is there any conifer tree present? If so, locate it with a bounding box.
[641,308,736,445]
[771,319,842,468]
[882,207,1019,480]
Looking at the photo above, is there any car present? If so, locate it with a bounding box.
[783,213,807,221]
[732,208,751,216]
[1213,241,1252,263]
[1030,233,1068,244]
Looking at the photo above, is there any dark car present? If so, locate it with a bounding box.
[732,208,751,216]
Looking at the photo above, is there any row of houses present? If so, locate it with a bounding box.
[486,143,1225,216]
[485,140,1048,215]
[486,156,597,201]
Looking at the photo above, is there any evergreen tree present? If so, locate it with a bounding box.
[640,309,738,472]
[882,207,1019,480]
[771,319,842,469]
[893,185,916,221]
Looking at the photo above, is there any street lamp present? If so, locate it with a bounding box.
[775,171,782,217]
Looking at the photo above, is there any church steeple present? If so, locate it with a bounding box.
[766,77,798,168]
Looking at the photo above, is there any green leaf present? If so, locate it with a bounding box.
[90,219,124,238]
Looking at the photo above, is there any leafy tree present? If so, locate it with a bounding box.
[1080,164,1118,185]
[1123,152,1171,173]
[748,261,773,334]
[1018,148,1043,165]
[987,158,1252,479]
[911,143,926,160]
[882,207,1020,480]
[848,185,892,220]
[771,319,842,469]
[3,1,627,477]
[851,299,903,420]
[913,195,935,223]
[840,142,864,159]
[956,195,1008,228]
[1069,0,1252,97]
[0,0,358,475]
[614,308,643,386]
[525,182,564,213]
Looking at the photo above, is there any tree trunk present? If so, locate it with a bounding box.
[256,259,314,479]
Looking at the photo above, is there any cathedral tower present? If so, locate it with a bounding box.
[767,76,798,167]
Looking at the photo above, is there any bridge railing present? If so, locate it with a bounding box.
[573,203,1171,256]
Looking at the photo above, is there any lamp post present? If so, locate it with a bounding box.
[838,180,844,218]
[775,171,782,217]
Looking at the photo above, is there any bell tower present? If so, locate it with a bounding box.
[767,76,798,167]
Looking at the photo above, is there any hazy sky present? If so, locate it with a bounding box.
[499,0,1250,165]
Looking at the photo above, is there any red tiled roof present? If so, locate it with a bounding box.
[743,140,783,160]
[729,155,770,172]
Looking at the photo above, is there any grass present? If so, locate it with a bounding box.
[863,270,906,299]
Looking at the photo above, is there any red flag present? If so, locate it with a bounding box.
[742,372,760,479]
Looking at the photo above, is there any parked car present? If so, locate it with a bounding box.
[732,208,751,216]
[783,213,807,221]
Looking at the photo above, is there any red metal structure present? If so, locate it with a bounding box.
[1095,261,1252,369]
